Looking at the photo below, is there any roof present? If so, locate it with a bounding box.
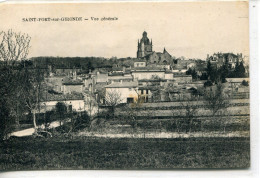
[131,66,165,72]
[105,81,138,88]
[41,93,84,102]
[134,59,147,62]
[109,72,124,76]
[138,78,167,82]
[173,74,192,77]
[108,75,133,80]
[63,80,83,85]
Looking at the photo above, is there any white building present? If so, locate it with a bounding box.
[131,67,166,80]
[39,93,85,113]
[105,81,139,103]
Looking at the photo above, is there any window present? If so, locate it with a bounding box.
[146,89,149,94]
[141,90,143,94]
[127,98,134,103]
[68,105,72,112]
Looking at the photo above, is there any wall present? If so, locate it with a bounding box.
[39,99,85,113]
[134,62,146,67]
[165,73,173,79]
[45,77,64,92]
[132,71,165,80]
[106,87,138,103]
[116,99,249,117]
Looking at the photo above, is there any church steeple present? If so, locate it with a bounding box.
[137,31,153,58]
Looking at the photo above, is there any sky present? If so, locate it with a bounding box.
[0,1,249,60]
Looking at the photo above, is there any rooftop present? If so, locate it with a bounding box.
[131,66,165,72]
[41,92,84,102]
[105,81,138,88]
[63,79,83,85]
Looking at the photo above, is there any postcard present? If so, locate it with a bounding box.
[0,1,250,170]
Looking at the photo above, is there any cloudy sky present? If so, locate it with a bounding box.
[0,1,249,60]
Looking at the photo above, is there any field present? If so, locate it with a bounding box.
[0,137,250,170]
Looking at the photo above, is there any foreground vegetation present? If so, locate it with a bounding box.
[0,137,249,170]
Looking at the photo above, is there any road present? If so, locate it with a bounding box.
[10,118,71,137]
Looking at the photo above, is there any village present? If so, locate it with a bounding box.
[28,31,249,125]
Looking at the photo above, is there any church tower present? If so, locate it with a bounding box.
[137,31,153,58]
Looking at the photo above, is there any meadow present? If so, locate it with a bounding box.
[0,136,250,170]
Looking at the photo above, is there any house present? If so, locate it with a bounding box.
[95,71,108,83]
[63,80,84,94]
[39,93,85,113]
[172,74,192,84]
[165,70,174,80]
[134,60,146,68]
[45,74,67,92]
[107,72,133,84]
[207,52,243,69]
[105,81,139,103]
[55,67,81,75]
[131,66,166,80]
[172,65,187,73]
[226,78,249,91]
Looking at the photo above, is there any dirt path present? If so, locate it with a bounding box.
[10,118,71,137]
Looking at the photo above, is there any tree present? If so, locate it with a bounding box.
[55,102,67,125]
[85,94,98,119]
[206,60,219,83]
[180,101,198,133]
[186,68,198,80]
[0,30,31,140]
[21,68,45,131]
[236,61,246,77]
[0,30,31,65]
[104,89,123,119]
[204,80,213,87]
[204,83,229,117]
[219,63,229,83]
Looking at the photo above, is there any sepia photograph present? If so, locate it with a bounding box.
[0,1,250,170]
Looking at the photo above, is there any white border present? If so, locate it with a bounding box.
[0,0,259,177]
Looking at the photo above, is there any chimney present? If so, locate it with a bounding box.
[120,80,123,83]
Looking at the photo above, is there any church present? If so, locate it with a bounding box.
[136,31,172,64]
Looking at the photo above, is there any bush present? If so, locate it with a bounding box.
[204,80,213,87]
[241,80,249,86]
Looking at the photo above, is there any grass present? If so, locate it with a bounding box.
[0,137,249,170]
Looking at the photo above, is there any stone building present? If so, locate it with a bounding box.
[144,48,172,65]
[137,31,153,58]
[136,31,173,64]
[207,52,243,69]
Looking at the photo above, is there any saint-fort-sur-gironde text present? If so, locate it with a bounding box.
[22,17,118,22]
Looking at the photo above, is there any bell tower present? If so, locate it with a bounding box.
[137,31,153,58]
